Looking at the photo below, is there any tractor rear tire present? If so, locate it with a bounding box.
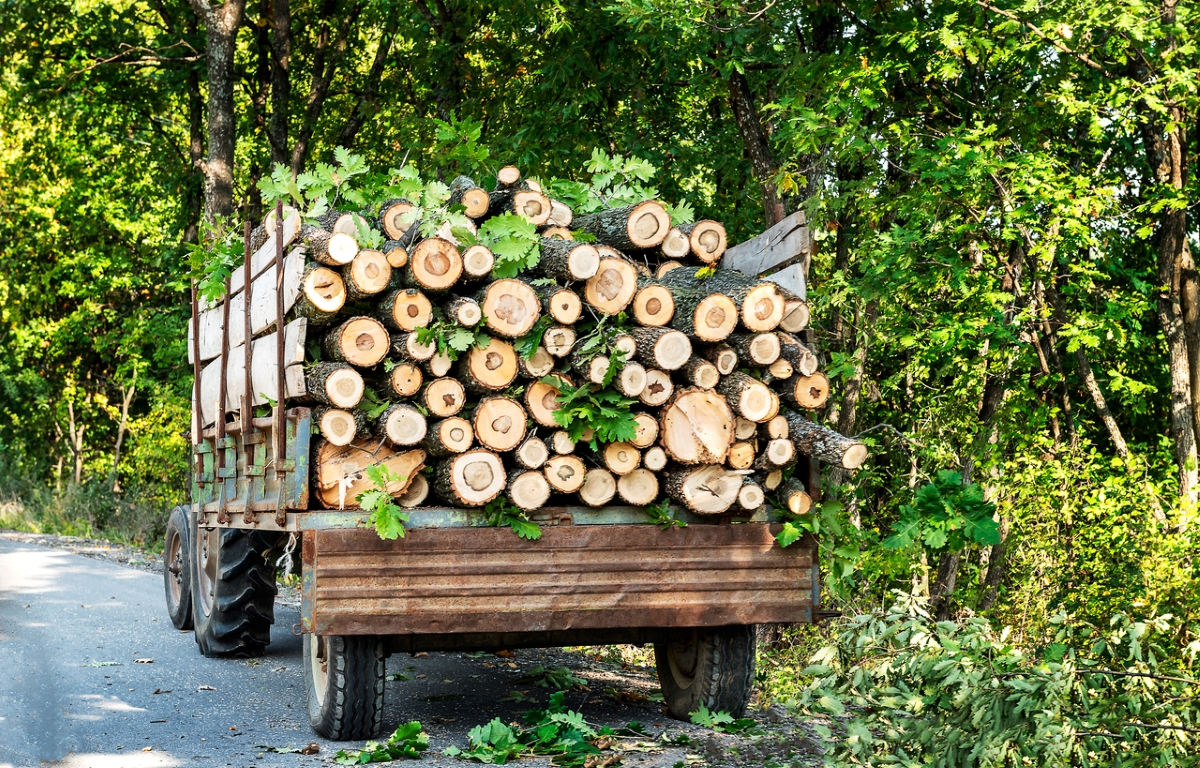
[304,633,386,740]
[190,525,280,657]
[655,625,757,719]
[163,505,193,630]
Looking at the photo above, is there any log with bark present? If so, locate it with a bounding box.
[777,333,819,376]
[630,326,692,371]
[615,361,648,398]
[550,430,576,455]
[779,477,812,515]
[382,240,409,268]
[660,271,739,342]
[659,226,691,259]
[420,416,474,457]
[544,454,586,493]
[728,441,755,470]
[518,346,556,379]
[397,473,430,508]
[754,438,797,470]
[729,332,781,366]
[631,412,659,448]
[543,326,577,358]
[343,250,392,302]
[459,336,519,392]
[701,344,738,375]
[617,468,658,505]
[294,264,347,325]
[514,436,549,470]
[421,376,466,417]
[570,201,671,250]
[323,316,390,367]
[535,285,583,325]
[536,239,599,282]
[737,482,765,511]
[678,220,728,263]
[376,403,428,447]
[526,377,566,428]
[433,449,506,507]
[583,255,639,314]
[639,368,674,406]
[682,357,720,389]
[717,371,779,423]
[578,467,617,507]
[448,176,490,219]
[442,296,483,327]
[379,288,434,332]
[379,199,417,240]
[302,225,358,266]
[784,372,830,410]
[305,362,364,408]
[783,411,868,469]
[461,245,495,281]
[314,406,368,447]
[642,445,668,471]
[601,442,640,475]
[701,269,784,332]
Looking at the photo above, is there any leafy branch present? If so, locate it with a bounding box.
[334,721,428,764]
[483,497,542,540]
[414,316,491,362]
[541,148,695,223]
[186,216,244,303]
[644,499,685,529]
[356,464,410,540]
[541,374,638,450]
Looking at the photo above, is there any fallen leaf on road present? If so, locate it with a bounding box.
[152,689,171,695]
[495,650,515,659]
[412,652,429,658]
[142,747,152,752]
[134,658,154,663]
[301,743,320,755]
[80,604,91,609]
[272,666,286,673]
[415,674,426,679]
[198,685,216,691]
[229,726,238,731]
[85,661,121,667]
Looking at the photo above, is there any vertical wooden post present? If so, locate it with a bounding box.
[242,219,256,524]
[216,274,232,522]
[190,282,203,512]
[274,203,287,523]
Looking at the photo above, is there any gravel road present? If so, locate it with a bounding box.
[0,533,822,768]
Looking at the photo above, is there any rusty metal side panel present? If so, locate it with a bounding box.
[306,523,816,636]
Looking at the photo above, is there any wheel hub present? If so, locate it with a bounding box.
[666,629,699,690]
[166,528,184,605]
[309,634,330,702]
[195,526,218,617]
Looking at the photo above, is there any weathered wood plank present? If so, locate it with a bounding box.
[721,211,811,278]
[196,318,307,427]
[765,262,807,300]
[189,247,305,362]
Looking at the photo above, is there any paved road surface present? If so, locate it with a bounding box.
[0,537,716,768]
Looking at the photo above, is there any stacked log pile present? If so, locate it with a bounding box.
[191,166,867,517]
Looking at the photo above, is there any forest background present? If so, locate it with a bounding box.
[0,0,1198,760]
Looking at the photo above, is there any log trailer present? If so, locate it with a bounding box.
[163,198,832,740]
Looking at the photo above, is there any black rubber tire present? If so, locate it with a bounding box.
[190,525,280,657]
[655,625,757,719]
[163,505,194,630]
[304,634,386,740]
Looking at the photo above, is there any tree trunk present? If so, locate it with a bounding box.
[336,19,396,149]
[727,68,781,227]
[268,0,290,166]
[290,0,361,174]
[187,0,248,220]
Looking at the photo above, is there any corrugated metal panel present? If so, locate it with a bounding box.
[304,523,816,636]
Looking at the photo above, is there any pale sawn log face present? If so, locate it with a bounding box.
[507,469,552,510]
[544,454,586,492]
[480,279,540,338]
[314,439,425,509]
[659,387,735,465]
[472,396,528,452]
[434,449,506,507]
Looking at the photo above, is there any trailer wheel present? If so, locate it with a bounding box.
[163,505,194,630]
[190,525,279,657]
[304,633,386,740]
[655,625,756,719]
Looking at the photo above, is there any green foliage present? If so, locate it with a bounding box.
[186,217,245,303]
[514,664,587,690]
[514,316,554,360]
[541,374,638,450]
[356,465,410,540]
[797,595,1200,767]
[446,692,635,766]
[543,149,695,224]
[688,704,758,735]
[644,499,685,529]
[258,146,371,223]
[462,213,540,279]
[884,471,1000,554]
[483,497,542,540]
[334,721,429,764]
[415,317,490,362]
[357,388,391,421]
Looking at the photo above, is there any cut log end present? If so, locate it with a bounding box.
[326,232,359,265]
[626,201,671,248]
[617,469,659,506]
[667,465,742,515]
[544,454,586,492]
[659,388,735,465]
[687,220,728,263]
[551,430,576,455]
[462,245,495,278]
[639,369,674,406]
[519,347,556,379]
[423,377,466,417]
[318,408,359,447]
[741,283,785,332]
[497,166,521,186]
[515,436,549,470]
[543,326,577,357]
[584,257,638,314]
[564,243,599,280]
[463,337,519,391]
[526,378,566,428]
[684,358,720,390]
[660,227,691,258]
[631,412,659,448]
[656,261,685,278]
[766,415,789,440]
[381,404,428,447]
[578,468,617,507]
[386,362,422,398]
[779,299,810,333]
[617,362,648,398]
[603,442,640,475]
[692,294,739,341]
[437,449,506,507]
[409,238,463,292]
[642,445,667,471]
[303,266,347,314]
[380,200,416,240]
[472,397,527,452]
[459,188,490,219]
[347,250,392,298]
[329,317,389,367]
[632,284,675,327]
[507,470,551,511]
[737,483,764,511]
[427,416,474,455]
[396,473,429,508]
[385,289,434,332]
[324,366,365,408]
[545,290,583,325]
[791,372,830,410]
[482,279,540,338]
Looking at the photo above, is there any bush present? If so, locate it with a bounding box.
[794,594,1200,767]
